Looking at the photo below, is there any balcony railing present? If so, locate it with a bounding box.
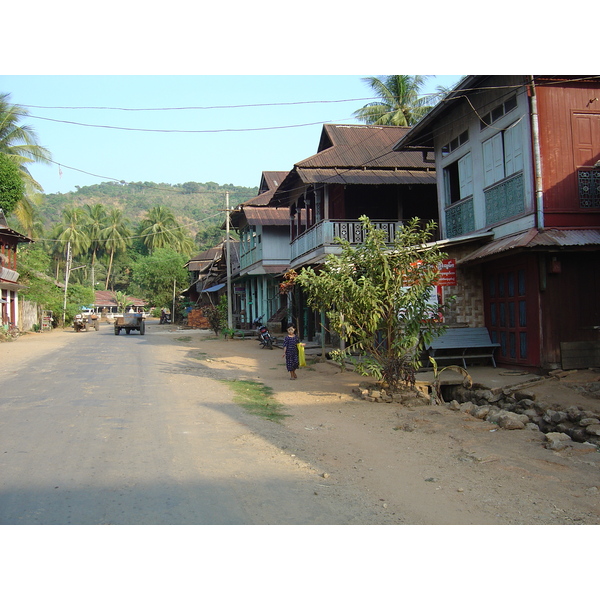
[291,219,403,262]
[485,172,524,225]
[239,244,262,270]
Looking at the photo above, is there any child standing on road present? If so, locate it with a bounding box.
[282,326,299,380]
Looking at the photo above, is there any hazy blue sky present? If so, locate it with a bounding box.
[2,75,461,195]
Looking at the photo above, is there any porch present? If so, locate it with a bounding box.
[291,219,403,264]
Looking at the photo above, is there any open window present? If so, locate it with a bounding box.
[443,152,473,204]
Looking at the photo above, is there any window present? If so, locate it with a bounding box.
[482,120,524,187]
[441,129,469,157]
[443,152,473,204]
[480,94,518,130]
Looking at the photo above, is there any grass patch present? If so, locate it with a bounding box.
[225,380,289,423]
[175,336,192,343]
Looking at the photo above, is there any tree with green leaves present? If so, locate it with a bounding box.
[83,203,108,288]
[0,92,52,234]
[54,206,91,259]
[113,290,133,313]
[353,75,434,126]
[0,152,24,216]
[130,247,188,311]
[296,216,450,389]
[101,207,131,290]
[138,206,182,253]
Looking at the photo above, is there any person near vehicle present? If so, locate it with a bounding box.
[282,326,299,380]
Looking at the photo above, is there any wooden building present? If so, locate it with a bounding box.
[0,209,33,329]
[395,76,600,371]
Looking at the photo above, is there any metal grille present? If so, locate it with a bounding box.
[485,173,525,226]
[578,170,600,208]
[445,198,475,238]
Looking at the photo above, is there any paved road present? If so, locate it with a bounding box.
[0,324,373,524]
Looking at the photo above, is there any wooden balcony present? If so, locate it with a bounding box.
[291,219,403,264]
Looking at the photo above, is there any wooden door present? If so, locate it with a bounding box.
[484,257,540,367]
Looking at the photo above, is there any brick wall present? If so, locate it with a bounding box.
[441,247,485,328]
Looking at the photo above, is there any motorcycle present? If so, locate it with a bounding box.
[254,317,277,349]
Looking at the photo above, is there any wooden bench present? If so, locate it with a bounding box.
[427,327,500,368]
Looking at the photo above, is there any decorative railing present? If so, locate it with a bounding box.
[445,197,475,238]
[291,219,402,262]
[485,172,524,225]
[578,169,600,208]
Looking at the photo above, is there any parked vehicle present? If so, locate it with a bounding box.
[73,310,100,332]
[258,323,277,349]
[114,312,146,335]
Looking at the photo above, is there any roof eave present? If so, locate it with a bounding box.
[393,75,482,151]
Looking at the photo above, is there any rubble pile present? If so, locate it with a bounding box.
[444,383,600,448]
[353,374,600,449]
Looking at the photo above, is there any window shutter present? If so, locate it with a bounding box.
[504,120,523,176]
[483,133,505,186]
[458,153,473,199]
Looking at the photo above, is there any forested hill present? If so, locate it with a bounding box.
[39,180,258,238]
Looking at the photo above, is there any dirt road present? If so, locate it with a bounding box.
[2,322,600,525]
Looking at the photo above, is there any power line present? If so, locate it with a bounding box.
[19,97,381,111]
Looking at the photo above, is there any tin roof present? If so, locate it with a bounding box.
[93,290,146,307]
[242,206,289,226]
[271,124,435,205]
[296,168,435,185]
[303,124,429,169]
[241,171,290,207]
[458,228,600,264]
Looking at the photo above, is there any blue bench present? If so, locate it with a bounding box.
[427,327,500,368]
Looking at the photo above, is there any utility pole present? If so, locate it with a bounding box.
[225,192,233,329]
[62,241,72,326]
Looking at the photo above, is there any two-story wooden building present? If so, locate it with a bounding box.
[394,75,600,371]
[269,123,438,340]
[229,171,290,331]
[1,209,33,329]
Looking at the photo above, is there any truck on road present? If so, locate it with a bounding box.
[73,310,100,332]
[114,312,146,335]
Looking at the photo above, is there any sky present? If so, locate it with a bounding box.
[2,75,462,195]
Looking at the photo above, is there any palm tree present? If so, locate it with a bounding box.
[101,208,130,290]
[83,204,108,288]
[138,206,181,253]
[0,92,52,233]
[353,75,434,126]
[55,206,91,259]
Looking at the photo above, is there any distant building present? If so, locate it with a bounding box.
[0,209,33,329]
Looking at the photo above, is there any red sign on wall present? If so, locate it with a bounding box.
[436,259,457,286]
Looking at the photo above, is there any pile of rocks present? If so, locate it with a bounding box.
[353,378,600,449]
[352,383,430,407]
[444,383,600,448]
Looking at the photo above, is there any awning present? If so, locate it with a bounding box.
[201,283,226,293]
[458,228,600,265]
[0,281,27,292]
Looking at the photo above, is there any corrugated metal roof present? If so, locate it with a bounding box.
[242,171,290,206]
[301,124,429,169]
[93,290,146,306]
[297,168,436,185]
[243,206,289,226]
[260,171,289,193]
[0,224,33,244]
[458,228,600,264]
